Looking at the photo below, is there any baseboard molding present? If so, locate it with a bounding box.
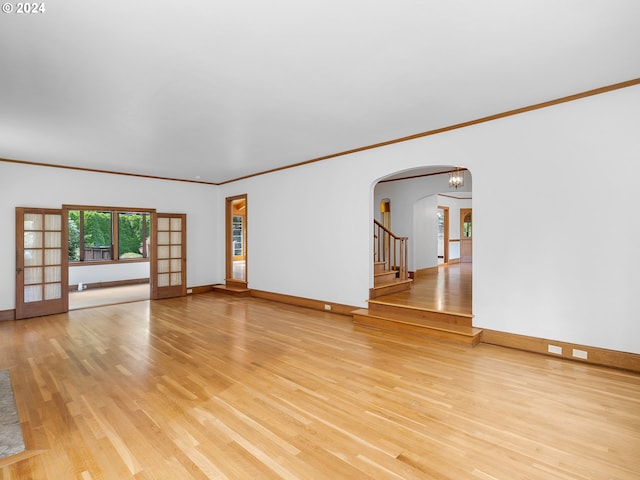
[70,277,149,291]
[0,309,15,322]
[482,329,640,373]
[189,285,215,295]
[250,290,358,317]
[448,258,460,264]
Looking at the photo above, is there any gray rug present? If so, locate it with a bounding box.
[0,370,25,459]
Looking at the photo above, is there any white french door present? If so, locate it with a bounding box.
[151,213,187,299]
[15,207,68,319]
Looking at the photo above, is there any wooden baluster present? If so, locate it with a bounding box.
[373,219,409,281]
[393,237,397,275]
[403,238,408,279]
[401,239,404,278]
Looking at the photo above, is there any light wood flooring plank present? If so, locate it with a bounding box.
[0,293,638,479]
[379,263,472,316]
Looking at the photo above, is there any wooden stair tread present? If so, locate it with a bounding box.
[352,308,481,337]
[368,299,473,319]
[369,278,413,299]
[212,284,251,296]
[372,278,412,287]
[374,272,398,285]
[374,271,396,277]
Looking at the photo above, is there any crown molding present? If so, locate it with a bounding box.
[2,78,638,185]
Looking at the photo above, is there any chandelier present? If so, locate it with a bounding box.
[448,168,464,189]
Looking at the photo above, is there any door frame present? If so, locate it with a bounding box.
[15,205,189,319]
[64,204,157,303]
[225,194,247,289]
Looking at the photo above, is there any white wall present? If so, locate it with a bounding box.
[219,84,640,354]
[2,85,638,355]
[69,262,150,286]
[219,157,374,307]
[0,163,220,310]
[413,195,439,270]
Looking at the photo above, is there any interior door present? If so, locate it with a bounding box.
[460,208,472,263]
[151,213,187,299]
[15,207,68,319]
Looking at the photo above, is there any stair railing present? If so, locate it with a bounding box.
[373,220,408,280]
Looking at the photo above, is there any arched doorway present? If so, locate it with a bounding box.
[371,165,472,315]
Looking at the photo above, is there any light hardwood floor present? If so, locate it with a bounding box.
[1,293,639,479]
[69,284,150,310]
[381,263,472,316]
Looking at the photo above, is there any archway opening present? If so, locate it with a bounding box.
[371,165,472,317]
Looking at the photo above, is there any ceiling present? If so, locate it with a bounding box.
[1,1,639,184]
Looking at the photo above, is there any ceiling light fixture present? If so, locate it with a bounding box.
[448,168,464,189]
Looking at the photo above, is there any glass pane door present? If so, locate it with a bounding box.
[16,208,68,319]
[152,213,186,299]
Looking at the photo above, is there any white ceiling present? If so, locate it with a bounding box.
[1,1,639,184]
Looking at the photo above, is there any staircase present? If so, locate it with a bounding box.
[371,220,412,298]
[371,261,413,298]
[356,223,482,346]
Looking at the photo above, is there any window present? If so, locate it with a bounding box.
[232,215,243,257]
[118,212,151,259]
[67,208,152,263]
[68,210,112,261]
[463,212,472,238]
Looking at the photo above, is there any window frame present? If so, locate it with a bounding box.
[64,205,155,266]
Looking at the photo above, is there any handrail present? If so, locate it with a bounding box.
[373,220,408,280]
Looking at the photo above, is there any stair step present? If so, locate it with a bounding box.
[352,308,482,346]
[368,300,472,327]
[374,261,387,273]
[212,284,251,297]
[374,270,397,286]
[369,278,412,298]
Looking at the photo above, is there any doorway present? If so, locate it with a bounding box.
[372,166,472,318]
[460,208,472,263]
[65,206,155,309]
[16,205,188,318]
[225,195,247,288]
